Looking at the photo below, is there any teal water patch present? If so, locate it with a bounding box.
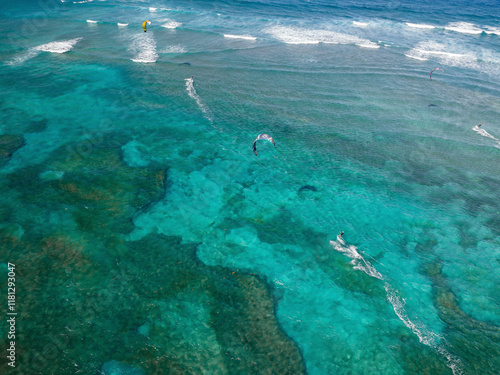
[101,360,145,375]
[1,1,500,374]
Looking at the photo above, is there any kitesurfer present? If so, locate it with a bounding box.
[430,67,443,80]
[253,134,275,155]
[339,231,344,237]
[478,123,482,127]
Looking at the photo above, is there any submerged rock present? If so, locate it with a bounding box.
[0,134,24,167]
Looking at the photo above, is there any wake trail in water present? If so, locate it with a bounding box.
[385,285,463,375]
[472,125,500,148]
[330,237,463,374]
[330,236,382,279]
[185,77,214,122]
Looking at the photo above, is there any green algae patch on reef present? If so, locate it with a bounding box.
[426,262,500,375]
[0,135,305,375]
[123,233,306,375]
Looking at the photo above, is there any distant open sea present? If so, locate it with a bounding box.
[1,0,499,374]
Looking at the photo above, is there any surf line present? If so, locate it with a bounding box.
[330,236,463,374]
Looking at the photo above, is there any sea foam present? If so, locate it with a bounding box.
[406,41,479,71]
[223,34,257,41]
[484,26,500,36]
[265,25,379,48]
[406,22,436,29]
[444,22,483,35]
[130,34,158,63]
[352,21,368,28]
[34,37,83,53]
[161,21,182,29]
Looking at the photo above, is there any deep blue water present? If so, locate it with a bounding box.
[1,1,499,374]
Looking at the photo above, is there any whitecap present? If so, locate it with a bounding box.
[117,23,129,27]
[406,22,435,29]
[149,7,157,12]
[86,20,98,24]
[406,41,480,71]
[444,22,483,35]
[353,21,368,28]
[34,37,83,53]
[223,34,257,41]
[484,26,500,36]
[405,53,428,61]
[6,38,82,65]
[5,49,40,66]
[265,25,378,49]
[161,21,182,29]
[357,43,380,49]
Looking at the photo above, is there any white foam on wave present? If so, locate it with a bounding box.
[330,236,383,279]
[265,25,378,49]
[405,53,428,61]
[6,37,82,66]
[149,7,157,12]
[406,22,435,29]
[161,21,182,29]
[357,43,380,49]
[5,49,40,66]
[185,77,213,122]
[224,34,257,41]
[444,22,483,35]
[353,21,368,28]
[117,23,129,27]
[385,284,463,375]
[130,33,158,63]
[484,26,500,36]
[86,20,98,24]
[406,41,480,70]
[34,37,83,53]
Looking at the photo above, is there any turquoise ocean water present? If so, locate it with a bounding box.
[1,0,499,374]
